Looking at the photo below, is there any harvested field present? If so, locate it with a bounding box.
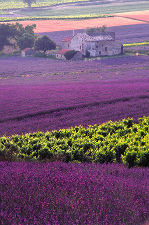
[1,15,147,33]
[115,10,149,22]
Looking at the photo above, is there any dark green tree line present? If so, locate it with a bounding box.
[0,23,56,53]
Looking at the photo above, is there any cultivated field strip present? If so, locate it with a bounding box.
[0,55,149,81]
[114,10,149,23]
[3,15,147,33]
[0,56,149,136]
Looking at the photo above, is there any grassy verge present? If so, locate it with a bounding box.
[0,0,89,10]
[16,2,149,17]
[123,41,149,56]
[124,41,149,47]
[0,14,113,22]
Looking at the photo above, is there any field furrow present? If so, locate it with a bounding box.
[0,55,149,136]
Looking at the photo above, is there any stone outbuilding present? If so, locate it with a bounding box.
[56,49,71,60]
[21,48,36,57]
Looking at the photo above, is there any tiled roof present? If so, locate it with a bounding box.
[62,36,73,42]
[61,33,114,46]
[76,33,114,41]
[63,33,114,42]
[88,35,114,41]
[22,48,32,52]
[56,49,71,54]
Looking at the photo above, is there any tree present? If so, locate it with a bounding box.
[35,35,56,53]
[0,35,10,51]
[17,33,35,50]
[0,23,36,52]
[15,23,36,50]
[0,23,17,51]
[23,0,36,9]
[13,22,36,39]
[86,25,107,34]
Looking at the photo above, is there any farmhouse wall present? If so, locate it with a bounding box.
[56,53,66,60]
[85,40,122,57]
[62,41,71,50]
[71,35,83,52]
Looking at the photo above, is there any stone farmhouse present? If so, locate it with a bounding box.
[57,32,123,59]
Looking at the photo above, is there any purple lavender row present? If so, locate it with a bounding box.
[1,161,149,224]
[0,78,148,119]
[0,55,149,81]
[0,93,148,136]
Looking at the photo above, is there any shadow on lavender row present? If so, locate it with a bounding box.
[0,94,149,124]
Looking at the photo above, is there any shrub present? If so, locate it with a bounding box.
[114,143,128,162]
[64,50,78,60]
[38,147,53,160]
[34,52,47,58]
[85,50,90,58]
[123,118,133,128]
[138,150,149,167]
[95,150,106,163]
[125,150,137,168]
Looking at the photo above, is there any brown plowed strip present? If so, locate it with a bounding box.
[0,15,147,33]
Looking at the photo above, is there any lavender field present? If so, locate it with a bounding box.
[0,55,149,136]
[0,55,149,225]
[1,162,149,224]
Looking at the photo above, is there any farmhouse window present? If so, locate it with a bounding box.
[68,44,69,48]
[105,47,107,51]
[80,46,81,50]
[99,51,101,55]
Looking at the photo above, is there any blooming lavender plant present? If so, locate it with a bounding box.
[1,161,149,224]
[0,77,148,136]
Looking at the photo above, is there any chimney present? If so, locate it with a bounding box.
[73,30,75,36]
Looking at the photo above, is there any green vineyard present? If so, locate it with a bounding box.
[1,116,149,167]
